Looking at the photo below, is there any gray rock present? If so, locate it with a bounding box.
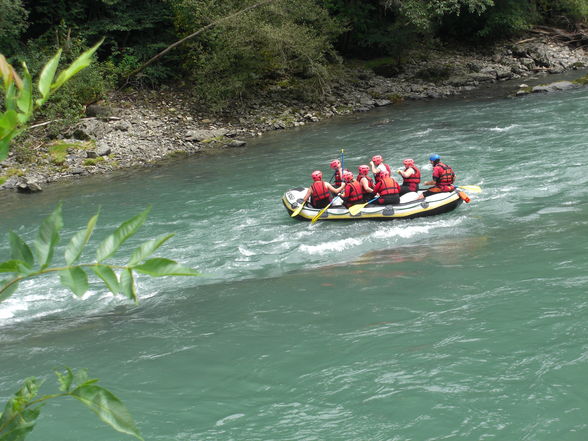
[184,128,228,142]
[96,142,112,156]
[16,178,43,193]
[86,104,114,118]
[374,99,391,107]
[228,140,247,148]
[113,120,131,131]
[531,81,577,93]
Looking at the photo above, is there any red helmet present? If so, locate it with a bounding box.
[330,159,341,169]
[372,155,383,165]
[358,165,370,175]
[311,170,322,181]
[343,171,354,183]
[379,169,390,178]
[403,158,415,167]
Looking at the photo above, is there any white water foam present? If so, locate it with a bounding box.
[300,237,362,255]
[488,124,520,132]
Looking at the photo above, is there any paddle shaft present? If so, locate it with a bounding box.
[311,189,344,224]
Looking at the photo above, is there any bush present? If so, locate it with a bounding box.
[170,0,344,111]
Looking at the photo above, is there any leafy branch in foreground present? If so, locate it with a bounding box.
[0,204,198,440]
[0,368,143,441]
[0,39,103,161]
[0,204,199,303]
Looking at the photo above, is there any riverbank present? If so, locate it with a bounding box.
[2,35,588,193]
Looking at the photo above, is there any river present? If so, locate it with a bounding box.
[1,77,587,440]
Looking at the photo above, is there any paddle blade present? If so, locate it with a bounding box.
[348,203,367,216]
[458,185,481,193]
[291,201,305,217]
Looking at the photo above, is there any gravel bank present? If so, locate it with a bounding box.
[2,37,587,193]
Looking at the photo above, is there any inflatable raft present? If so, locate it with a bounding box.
[283,187,465,221]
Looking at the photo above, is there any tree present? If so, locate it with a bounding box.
[169,0,344,109]
[0,0,28,55]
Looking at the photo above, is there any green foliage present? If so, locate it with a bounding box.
[170,0,344,110]
[0,368,143,441]
[0,0,28,55]
[22,0,179,86]
[535,0,588,24]
[0,204,199,303]
[0,42,102,161]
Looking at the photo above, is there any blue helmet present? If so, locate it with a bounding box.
[429,154,441,161]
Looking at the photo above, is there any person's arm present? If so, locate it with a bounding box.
[360,177,373,192]
[398,168,413,178]
[301,187,312,203]
[327,182,344,193]
[369,160,378,174]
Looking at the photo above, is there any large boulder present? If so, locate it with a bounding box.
[532,81,577,93]
[184,128,228,142]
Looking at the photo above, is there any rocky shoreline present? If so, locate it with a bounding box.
[2,36,588,193]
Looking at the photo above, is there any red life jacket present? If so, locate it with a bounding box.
[334,170,342,186]
[311,181,331,205]
[344,181,364,205]
[434,162,455,190]
[402,166,421,191]
[358,174,373,194]
[375,176,400,196]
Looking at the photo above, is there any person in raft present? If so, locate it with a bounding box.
[330,159,344,187]
[340,171,364,208]
[301,170,344,209]
[372,169,401,205]
[357,165,375,202]
[421,154,456,197]
[369,155,392,180]
[396,158,421,195]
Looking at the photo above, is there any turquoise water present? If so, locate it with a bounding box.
[1,80,587,440]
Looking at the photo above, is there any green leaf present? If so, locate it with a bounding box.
[8,232,34,268]
[65,213,99,265]
[0,110,19,138]
[33,204,64,269]
[0,407,40,441]
[52,40,103,91]
[0,377,42,441]
[70,384,143,441]
[4,82,17,111]
[16,63,32,117]
[92,265,120,295]
[37,49,62,100]
[0,260,24,274]
[0,280,19,303]
[0,138,9,161]
[55,367,74,393]
[127,233,174,266]
[59,267,89,297]
[96,207,151,263]
[119,269,136,301]
[133,258,199,277]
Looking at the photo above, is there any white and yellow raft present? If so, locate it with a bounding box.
[283,187,466,221]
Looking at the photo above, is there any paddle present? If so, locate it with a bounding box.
[290,200,306,217]
[348,196,380,215]
[310,190,344,224]
[457,185,482,193]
